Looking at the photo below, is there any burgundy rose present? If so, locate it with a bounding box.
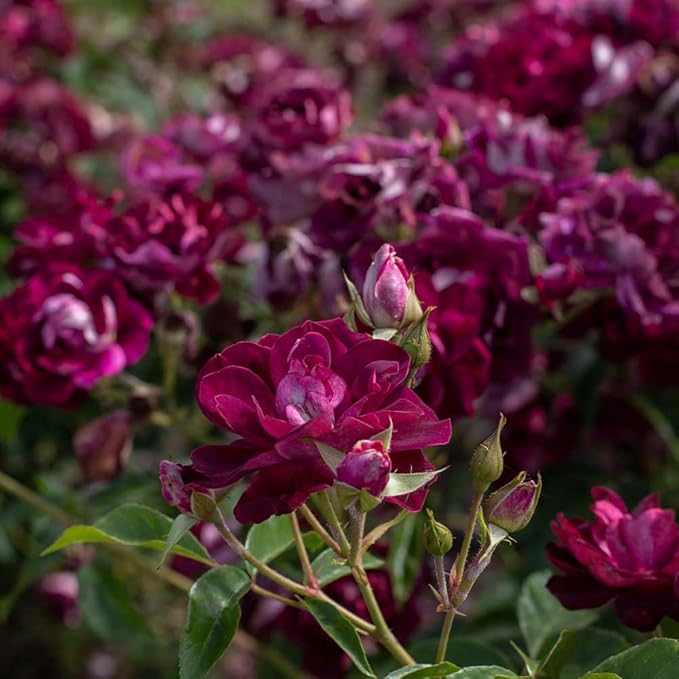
[106,193,243,304]
[547,487,679,631]
[7,187,112,277]
[120,134,203,198]
[0,264,153,407]
[275,0,373,29]
[37,572,80,627]
[249,71,353,153]
[336,439,391,496]
[163,318,451,523]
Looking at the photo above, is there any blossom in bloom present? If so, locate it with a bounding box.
[398,207,534,417]
[547,487,679,631]
[7,187,112,277]
[274,0,373,29]
[336,439,391,496]
[248,70,353,154]
[120,134,204,198]
[106,193,243,304]
[0,265,153,407]
[162,318,451,523]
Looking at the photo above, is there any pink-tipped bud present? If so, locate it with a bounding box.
[363,244,421,329]
[485,472,542,533]
[337,439,392,496]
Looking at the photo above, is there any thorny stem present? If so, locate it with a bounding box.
[0,470,303,678]
[213,508,375,635]
[435,490,484,664]
[290,511,318,589]
[433,556,449,605]
[299,503,341,554]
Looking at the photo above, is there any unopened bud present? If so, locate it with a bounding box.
[398,307,433,372]
[363,244,421,329]
[470,414,506,493]
[190,490,218,521]
[485,472,542,533]
[337,439,391,496]
[423,509,453,556]
[74,410,133,482]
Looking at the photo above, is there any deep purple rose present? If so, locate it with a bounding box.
[0,264,153,407]
[162,318,451,523]
[249,71,353,153]
[106,193,244,304]
[548,487,679,631]
[336,439,391,496]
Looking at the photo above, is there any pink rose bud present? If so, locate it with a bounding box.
[363,244,421,329]
[337,439,392,496]
[485,472,542,533]
[74,410,133,483]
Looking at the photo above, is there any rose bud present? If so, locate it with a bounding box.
[485,472,542,533]
[470,413,506,493]
[362,244,422,329]
[336,439,392,496]
[423,508,453,556]
[74,410,133,483]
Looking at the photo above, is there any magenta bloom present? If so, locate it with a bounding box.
[7,188,112,277]
[336,439,391,496]
[107,193,243,304]
[165,318,451,523]
[548,487,679,631]
[250,71,353,153]
[0,265,152,407]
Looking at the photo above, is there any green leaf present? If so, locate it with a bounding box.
[243,514,295,576]
[581,674,622,679]
[383,468,447,498]
[449,667,517,678]
[315,441,345,472]
[409,638,512,670]
[179,566,251,679]
[388,512,424,605]
[535,630,579,678]
[383,662,460,678]
[303,599,375,678]
[78,563,153,643]
[158,514,198,568]
[41,504,213,565]
[589,638,679,679]
[517,571,597,657]
[311,549,383,587]
[373,328,398,341]
[542,628,629,679]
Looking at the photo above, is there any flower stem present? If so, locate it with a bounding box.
[212,508,375,634]
[0,469,73,525]
[251,583,306,611]
[352,563,416,666]
[433,556,449,605]
[290,511,319,589]
[348,505,366,567]
[435,490,484,664]
[299,503,341,554]
[315,490,351,555]
[361,509,408,555]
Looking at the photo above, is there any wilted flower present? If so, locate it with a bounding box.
[336,439,391,496]
[37,572,80,627]
[74,410,133,483]
[106,193,243,304]
[0,265,153,407]
[162,318,451,523]
[547,487,679,631]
